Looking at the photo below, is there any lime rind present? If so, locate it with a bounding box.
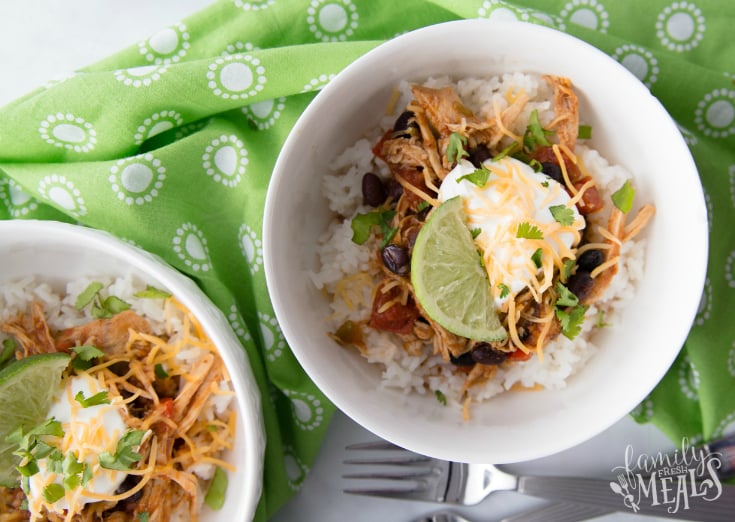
[411,197,507,342]
[0,352,70,486]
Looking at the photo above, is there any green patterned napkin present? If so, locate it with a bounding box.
[0,0,733,518]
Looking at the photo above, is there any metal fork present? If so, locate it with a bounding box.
[343,441,735,521]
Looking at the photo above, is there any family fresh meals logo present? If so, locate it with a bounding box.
[610,438,723,515]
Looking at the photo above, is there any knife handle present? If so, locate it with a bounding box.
[706,432,735,480]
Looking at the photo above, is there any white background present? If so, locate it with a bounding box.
[0,2,680,521]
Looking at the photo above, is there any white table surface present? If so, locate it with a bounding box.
[0,3,679,521]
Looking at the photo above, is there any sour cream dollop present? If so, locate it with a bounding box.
[27,375,130,518]
[438,157,585,306]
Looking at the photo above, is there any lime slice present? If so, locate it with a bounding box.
[411,197,507,342]
[0,352,70,486]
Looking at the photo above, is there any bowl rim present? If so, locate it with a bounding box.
[0,218,265,520]
[264,18,708,463]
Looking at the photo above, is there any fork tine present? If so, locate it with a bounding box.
[345,440,404,451]
[343,454,433,466]
[343,487,441,502]
[343,468,439,481]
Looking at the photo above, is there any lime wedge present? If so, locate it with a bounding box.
[0,352,70,486]
[411,197,507,342]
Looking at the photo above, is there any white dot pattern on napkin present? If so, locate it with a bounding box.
[0,179,38,218]
[114,65,168,88]
[234,0,275,11]
[301,73,336,93]
[612,44,659,88]
[656,1,706,52]
[202,134,248,187]
[38,174,87,217]
[241,97,287,130]
[694,88,735,138]
[239,223,263,274]
[139,23,190,65]
[282,445,309,491]
[560,0,610,32]
[258,311,285,362]
[109,153,166,206]
[307,0,359,42]
[39,113,96,153]
[172,222,211,272]
[227,303,254,343]
[207,54,267,100]
[283,390,325,431]
[695,277,711,326]
[677,355,700,401]
[134,110,183,144]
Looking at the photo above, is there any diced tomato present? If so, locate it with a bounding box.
[368,282,420,335]
[160,397,174,418]
[573,178,604,214]
[507,349,533,362]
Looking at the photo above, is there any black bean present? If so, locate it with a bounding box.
[392,111,417,138]
[566,271,594,302]
[468,145,492,168]
[450,352,475,367]
[362,173,386,206]
[470,343,508,365]
[385,179,403,202]
[115,475,143,504]
[381,245,410,275]
[541,162,564,184]
[577,249,604,271]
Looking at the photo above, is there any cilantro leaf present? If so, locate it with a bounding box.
[133,286,171,299]
[561,259,575,283]
[99,430,146,471]
[516,222,544,240]
[531,248,543,269]
[457,165,491,187]
[596,309,612,328]
[612,179,635,214]
[434,390,447,406]
[523,109,553,150]
[555,305,588,340]
[470,228,482,240]
[71,345,105,371]
[154,363,169,379]
[446,132,469,164]
[555,282,579,308]
[43,483,65,503]
[74,390,110,408]
[549,204,575,226]
[350,210,396,247]
[103,296,130,315]
[497,283,510,299]
[416,200,431,212]
[75,282,103,310]
[491,141,520,161]
[578,124,592,140]
[137,513,150,522]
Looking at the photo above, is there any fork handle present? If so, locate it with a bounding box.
[516,475,735,521]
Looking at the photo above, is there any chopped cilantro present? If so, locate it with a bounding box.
[596,309,612,328]
[137,513,150,522]
[555,305,588,340]
[611,180,635,214]
[523,109,553,150]
[578,124,592,140]
[133,286,171,299]
[434,389,447,406]
[529,159,543,172]
[446,132,469,164]
[549,204,575,226]
[416,200,431,212]
[75,282,104,310]
[541,180,550,188]
[457,165,491,187]
[74,390,110,408]
[154,363,169,379]
[470,227,482,240]
[561,259,575,283]
[531,248,543,269]
[498,283,510,299]
[99,429,145,471]
[555,282,579,308]
[350,210,397,247]
[43,483,65,503]
[516,222,544,240]
[71,345,104,371]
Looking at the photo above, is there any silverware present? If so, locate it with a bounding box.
[411,501,612,522]
[344,440,735,521]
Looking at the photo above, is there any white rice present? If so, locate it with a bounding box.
[311,73,647,410]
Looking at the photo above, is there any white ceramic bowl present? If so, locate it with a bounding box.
[264,20,707,464]
[0,220,264,520]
